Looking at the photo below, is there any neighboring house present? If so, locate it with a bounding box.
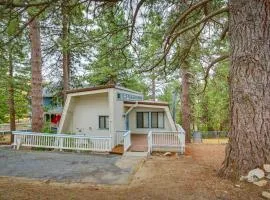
[42,88,63,130]
[58,85,180,151]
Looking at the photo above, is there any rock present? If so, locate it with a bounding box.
[266,174,270,180]
[253,180,268,187]
[240,176,247,181]
[235,184,241,188]
[264,164,270,173]
[262,191,270,199]
[247,168,265,182]
[163,152,172,156]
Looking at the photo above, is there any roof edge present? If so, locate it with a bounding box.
[66,84,143,95]
[124,101,169,106]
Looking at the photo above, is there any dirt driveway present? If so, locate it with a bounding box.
[0,144,267,200]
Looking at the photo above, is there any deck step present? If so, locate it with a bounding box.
[123,151,148,157]
[129,145,148,152]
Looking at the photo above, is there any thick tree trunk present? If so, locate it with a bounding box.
[29,18,43,132]
[8,50,16,131]
[181,66,191,143]
[219,0,270,178]
[62,0,70,102]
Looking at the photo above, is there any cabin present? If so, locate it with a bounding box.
[57,85,185,153]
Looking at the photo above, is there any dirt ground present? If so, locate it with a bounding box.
[0,134,11,144]
[0,144,268,200]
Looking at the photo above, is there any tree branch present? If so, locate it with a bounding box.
[0,0,53,8]
[129,0,146,43]
[220,22,228,40]
[4,4,50,45]
[201,53,229,93]
[143,6,229,73]
[170,7,229,49]
[165,0,211,48]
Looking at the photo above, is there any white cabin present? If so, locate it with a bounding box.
[57,85,183,152]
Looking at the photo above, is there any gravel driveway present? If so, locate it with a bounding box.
[0,147,143,184]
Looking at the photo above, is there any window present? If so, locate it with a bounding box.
[137,112,149,128]
[99,116,109,129]
[151,112,164,128]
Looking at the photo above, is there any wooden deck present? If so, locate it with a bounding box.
[130,134,148,152]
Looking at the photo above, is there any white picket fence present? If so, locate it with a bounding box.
[148,130,185,154]
[12,131,112,152]
[123,130,131,151]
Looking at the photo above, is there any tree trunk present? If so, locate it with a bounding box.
[8,49,16,131]
[151,73,156,101]
[29,18,43,132]
[219,0,270,178]
[62,0,70,102]
[181,65,191,143]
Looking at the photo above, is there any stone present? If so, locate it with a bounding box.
[264,164,270,173]
[240,176,247,181]
[253,180,268,187]
[164,152,172,156]
[247,168,265,182]
[262,191,270,199]
[266,174,270,180]
[235,184,241,188]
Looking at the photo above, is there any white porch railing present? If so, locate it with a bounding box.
[115,130,126,146]
[147,131,152,155]
[12,131,112,152]
[148,130,185,154]
[123,130,131,152]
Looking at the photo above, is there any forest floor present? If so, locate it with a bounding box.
[0,144,268,200]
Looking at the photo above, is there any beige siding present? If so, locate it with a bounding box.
[128,107,173,134]
[114,91,125,131]
[63,93,110,136]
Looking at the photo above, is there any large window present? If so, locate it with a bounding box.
[99,116,109,129]
[151,112,164,128]
[137,112,164,128]
[136,112,149,128]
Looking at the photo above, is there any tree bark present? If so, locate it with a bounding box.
[29,18,43,132]
[151,72,156,101]
[219,0,270,178]
[62,0,70,102]
[8,49,16,131]
[181,65,191,143]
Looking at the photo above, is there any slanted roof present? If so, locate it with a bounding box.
[66,84,143,95]
[124,100,169,107]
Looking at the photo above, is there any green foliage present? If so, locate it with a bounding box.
[193,63,229,131]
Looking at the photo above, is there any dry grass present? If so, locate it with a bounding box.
[202,138,228,144]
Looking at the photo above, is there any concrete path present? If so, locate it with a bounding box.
[0,147,144,184]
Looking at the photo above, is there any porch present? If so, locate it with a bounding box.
[12,129,185,155]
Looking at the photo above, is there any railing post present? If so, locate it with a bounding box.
[147,131,152,155]
[59,136,63,151]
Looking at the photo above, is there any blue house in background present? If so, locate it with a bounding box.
[43,88,54,107]
[42,87,63,131]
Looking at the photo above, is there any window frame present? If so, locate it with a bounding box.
[136,112,149,128]
[151,112,165,129]
[99,116,109,129]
